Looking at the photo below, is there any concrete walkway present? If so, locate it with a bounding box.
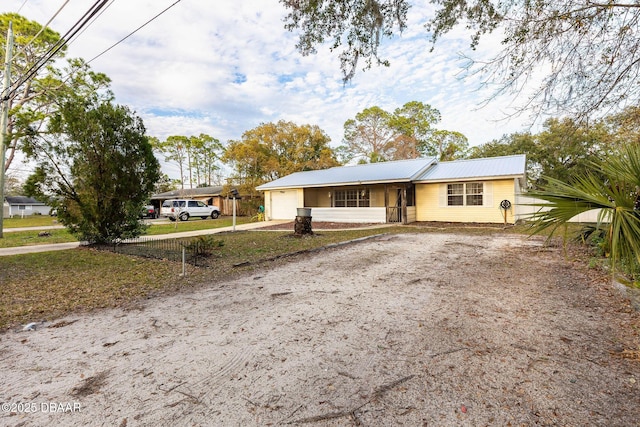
[0,220,290,257]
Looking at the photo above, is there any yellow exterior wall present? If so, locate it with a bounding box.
[369,185,386,207]
[304,188,331,207]
[416,179,517,223]
[263,190,270,219]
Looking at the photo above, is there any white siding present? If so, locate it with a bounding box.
[515,195,604,223]
[309,207,386,223]
[6,205,51,217]
[270,190,300,220]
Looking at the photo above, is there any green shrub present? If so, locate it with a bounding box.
[183,235,224,257]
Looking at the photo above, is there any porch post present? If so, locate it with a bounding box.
[384,184,389,223]
[402,185,408,225]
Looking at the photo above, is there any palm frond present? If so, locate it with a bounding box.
[524,146,640,278]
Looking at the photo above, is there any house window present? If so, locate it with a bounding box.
[447,184,464,206]
[447,183,483,206]
[334,188,370,207]
[466,182,484,206]
[406,185,415,207]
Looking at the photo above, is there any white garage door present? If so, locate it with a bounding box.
[270,190,299,220]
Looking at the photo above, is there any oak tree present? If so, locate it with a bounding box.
[281,1,640,118]
[469,117,615,188]
[223,120,340,194]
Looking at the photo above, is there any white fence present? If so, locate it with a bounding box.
[515,195,604,223]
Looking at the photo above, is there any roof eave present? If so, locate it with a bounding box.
[257,177,417,191]
[414,174,524,183]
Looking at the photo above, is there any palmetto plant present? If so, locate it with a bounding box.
[526,144,640,280]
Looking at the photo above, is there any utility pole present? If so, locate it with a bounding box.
[0,21,14,238]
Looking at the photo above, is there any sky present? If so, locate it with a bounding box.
[3,0,538,180]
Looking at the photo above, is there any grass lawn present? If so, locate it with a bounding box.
[145,216,252,235]
[3,215,60,228]
[0,222,586,330]
[0,216,255,248]
[0,227,404,330]
[0,229,77,248]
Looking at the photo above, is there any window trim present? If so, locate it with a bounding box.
[447,183,464,206]
[333,188,370,208]
[446,182,484,207]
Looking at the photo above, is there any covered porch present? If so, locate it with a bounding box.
[300,184,416,224]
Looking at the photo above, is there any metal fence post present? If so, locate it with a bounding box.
[181,246,186,277]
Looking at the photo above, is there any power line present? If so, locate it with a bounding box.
[86,0,183,66]
[63,0,117,50]
[12,0,109,91]
[5,0,110,100]
[13,0,72,62]
[16,0,29,14]
[5,0,183,100]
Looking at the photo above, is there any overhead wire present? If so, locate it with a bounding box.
[12,0,72,62]
[5,0,110,100]
[11,0,109,90]
[16,0,29,14]
[5,0,183,100]
[86,0,183,66]
[62,0,117,50]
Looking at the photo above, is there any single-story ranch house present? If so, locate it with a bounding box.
[256,154,527,224]
[3,196,51,217]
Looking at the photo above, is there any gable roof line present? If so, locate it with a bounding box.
[408,158,438,180]
[4,196,46,205]
[256,157,438,190]
[413,154,527,182]
[256,154,526,190]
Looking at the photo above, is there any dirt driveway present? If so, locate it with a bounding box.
[1,232,639,426]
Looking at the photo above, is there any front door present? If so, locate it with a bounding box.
[386,188,403,223]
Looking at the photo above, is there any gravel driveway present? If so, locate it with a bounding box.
[1,232,639,426]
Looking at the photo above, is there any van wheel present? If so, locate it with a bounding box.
[179,212,189,221]
[169,217,176,222]
[211,211,220,219]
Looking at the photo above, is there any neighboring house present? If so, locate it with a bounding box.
[151,186,232,215]
[3,196,51,217]
[255,154,527,224]
[151,186,223,209]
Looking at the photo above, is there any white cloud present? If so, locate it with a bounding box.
[4,0,537,179]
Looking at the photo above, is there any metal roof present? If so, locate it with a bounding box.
[256,157,438,190]
[151,186,224,200]
[255,155,526,190]
[414,154,527,182]
[4,196,46,205]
